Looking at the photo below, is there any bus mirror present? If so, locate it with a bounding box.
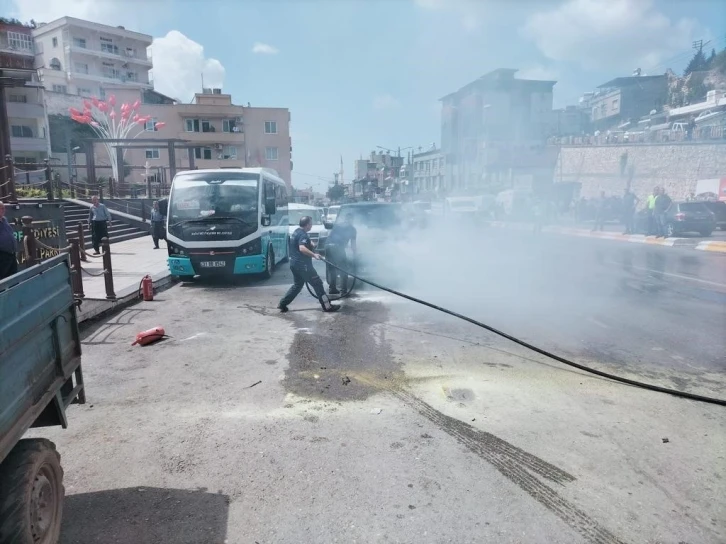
[323,221,334,230]
[261,215,272,227]
[264,196,276,215]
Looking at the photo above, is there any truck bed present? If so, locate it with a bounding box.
[0,254,84,465]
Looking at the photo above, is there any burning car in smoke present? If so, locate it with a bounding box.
[319,202,414,283]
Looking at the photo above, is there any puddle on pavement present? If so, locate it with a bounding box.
[284,300,404,401]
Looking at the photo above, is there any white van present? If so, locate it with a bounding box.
[287,203,326,245]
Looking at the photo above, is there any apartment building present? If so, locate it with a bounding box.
[0,19,50,169]
[412,146,445,194]
[440,68,555,191]
[589,75,667,130]
[33,16,153,99]
[89,87,292,186]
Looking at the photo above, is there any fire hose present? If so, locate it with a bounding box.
[313,256,725,407]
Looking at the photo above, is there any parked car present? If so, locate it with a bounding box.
[701,200,726,230]
[635,201,716,237]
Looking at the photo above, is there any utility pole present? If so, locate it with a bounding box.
[692,40,703,52]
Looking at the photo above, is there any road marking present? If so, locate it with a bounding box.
[607,260,726,289]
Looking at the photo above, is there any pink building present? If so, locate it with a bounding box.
[90,86,292,187]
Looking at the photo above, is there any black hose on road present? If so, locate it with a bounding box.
[320,258,726,407]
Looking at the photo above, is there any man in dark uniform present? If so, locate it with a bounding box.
[325,212,356,295]
[0,201,19,280]
[278,216,340,313]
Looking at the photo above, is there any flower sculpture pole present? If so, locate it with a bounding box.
[69,95,166,183]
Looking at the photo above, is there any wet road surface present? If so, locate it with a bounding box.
[35,228,725,544]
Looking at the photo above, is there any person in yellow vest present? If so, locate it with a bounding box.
[646,186,659,235]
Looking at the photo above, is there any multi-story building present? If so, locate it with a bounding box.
[412,146,445,195]
[440,68,556,192]
[550,106,590,137]
[33,16,153,99]
[0,19,50,171]
[589,75,668,130]
[66,86,293,187]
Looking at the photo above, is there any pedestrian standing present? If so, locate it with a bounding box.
[622,188,639,234]
[88,195,112,254]
[646,185,660,236]
[278,216,340,313]
[150,200,166,249]
[654,187,672,238]
[592,191,606,231]
[0,201,19,280]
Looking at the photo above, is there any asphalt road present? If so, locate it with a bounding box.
[30,226,725,544]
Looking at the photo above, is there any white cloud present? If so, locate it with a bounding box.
[521,0,702,72]
[151,31,225,102]
[414,0,485,32]
[252,42,279,55]
[373,94,400,110]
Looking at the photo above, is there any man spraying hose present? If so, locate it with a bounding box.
[325,212,357,295]
[278,216,340,313]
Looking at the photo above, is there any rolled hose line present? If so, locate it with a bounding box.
[306,251,358,301]
[315,257,725,407]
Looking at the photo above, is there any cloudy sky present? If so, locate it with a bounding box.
[4,0,725,191]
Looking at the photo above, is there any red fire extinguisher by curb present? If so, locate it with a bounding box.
[140,275,154,301]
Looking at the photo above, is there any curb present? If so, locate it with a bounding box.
[77,273,176,326]
[485,222,726,253]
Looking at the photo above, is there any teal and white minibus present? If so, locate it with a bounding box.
[166,168,289,280]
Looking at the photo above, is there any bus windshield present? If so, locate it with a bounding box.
[169,173,259,223]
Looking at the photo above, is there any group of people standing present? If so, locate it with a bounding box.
[590,186,672,237]
[644,186,672,238]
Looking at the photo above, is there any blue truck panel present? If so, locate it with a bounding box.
[0,254,84,465]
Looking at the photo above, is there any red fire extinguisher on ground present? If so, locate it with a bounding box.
[140,275,154,301]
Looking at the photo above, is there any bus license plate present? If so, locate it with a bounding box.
[200,261,225,268]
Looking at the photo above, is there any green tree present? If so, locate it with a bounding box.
[684,48,708,75]
[327,183,345,202]
[48,114,97,153]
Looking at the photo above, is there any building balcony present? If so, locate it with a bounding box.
[66,45,152,66]
[6,101,45,119]
[69,70,153,88]
[11,136,49,153]
[183,131,245,144]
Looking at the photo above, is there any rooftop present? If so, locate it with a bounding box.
[596,74,666,89]
[32,16,152,44]
[440,68,557,101]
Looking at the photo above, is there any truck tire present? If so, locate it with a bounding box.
[0,439,64,544]
[261,247,275,280]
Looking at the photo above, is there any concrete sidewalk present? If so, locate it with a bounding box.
[77,235,172,323]
[487,220,726,253]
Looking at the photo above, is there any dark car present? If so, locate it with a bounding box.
[701,201,726,230]
[635,201,716,237]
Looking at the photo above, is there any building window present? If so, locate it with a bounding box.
[100,37,119,55]
[185,119,200,132]
[8,94,27,103]
[77,87,92,97]
[201,120,213,132]
[52,84,67,94]
[264,121,277,134]
[125,72,138,82]
[74,62,88,74]
[223,119,239,133]
[145,148,160,160]
[8,32,33,52]
[11,125,33,138]
[194,147,212,160]
[222,146,237,159]
[52,37,58,47]
[145,117,158,131]
[125,47,136,58]
[72,37,86,49]
[612,98,619,112]
[265,147,279,161]
[49,58,62,71]
[102,63,120,80]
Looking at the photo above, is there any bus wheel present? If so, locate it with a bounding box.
[261,247,274,280]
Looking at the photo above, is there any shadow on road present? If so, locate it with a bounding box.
[61,486,229,544]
